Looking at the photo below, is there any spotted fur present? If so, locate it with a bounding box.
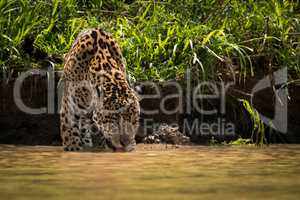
[60,28,140,152]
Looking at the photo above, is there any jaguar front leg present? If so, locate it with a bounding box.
[60,111,84,151]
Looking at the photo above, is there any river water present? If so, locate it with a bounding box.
[0,144,299,200]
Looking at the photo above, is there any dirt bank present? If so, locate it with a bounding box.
[1,70,300,145]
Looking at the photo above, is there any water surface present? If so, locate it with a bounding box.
[0,144,300,200]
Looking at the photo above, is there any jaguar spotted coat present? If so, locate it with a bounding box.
[60,28,140,152]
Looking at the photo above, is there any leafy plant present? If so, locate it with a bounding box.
[1,0,299,81]
[242,99,267,145]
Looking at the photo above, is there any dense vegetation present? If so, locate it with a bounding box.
[0,0,299,82]
[0,0,299,144]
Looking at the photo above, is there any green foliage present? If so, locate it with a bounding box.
[0,0,298,143]
[242,99,267,145]
[209,136,253,146]
[0,0,299,81]
[227,138,252,145]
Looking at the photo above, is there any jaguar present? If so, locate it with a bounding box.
[60,28,140,152]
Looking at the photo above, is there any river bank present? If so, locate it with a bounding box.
[1,70,300,145]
